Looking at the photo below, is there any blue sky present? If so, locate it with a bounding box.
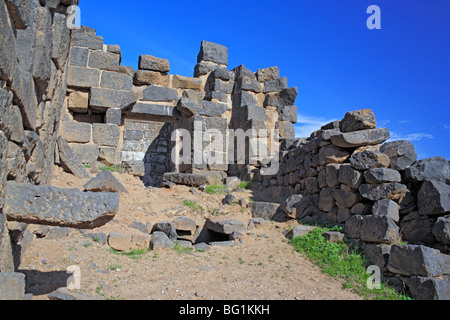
[78,0,450,160]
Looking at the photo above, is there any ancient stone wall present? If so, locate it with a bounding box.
[252,109,450,299]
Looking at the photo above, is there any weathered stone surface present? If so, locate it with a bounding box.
[400,211,436,244]
[318,145,350,165]
[404,156,450,182]
[139,55,170,72]
[197,40,228,65]
[4,182,119,228]
[332,187,361,209]
[331,128,390,148]
[278,105,297,123]
[282,194,304,218]
[339,109,377,133]
[172,216,197,241]
[417,180,450,216]
[276,121,295,140]
[0,272,25,300]
[152,222,178,241]
[172,74,202,90]
[57,137,90,179]
[360,215,401,244]
[90,87,138,110]
[150,231,174,250]
[133,70,169,86]
[264,87,298,108]
[0,212,14,273]
[98,147,121,166]
[380,140,417,171]
[60,121,91,143]
[31,7,52,93]
[349,150,390,170]
[326,164,341,188]
[108,232,149,252]
[177,98,227,117]
[83,169,126,193]
[0,0,18,82]
[285,225,317,240]
[88,50,120,71]
[406,276,450,300]
[212,67,233,81]
[122,160,145,177]
[68,90,89,113]
[100,71,133,91]
[163,172,208,187]
[11,69,38,130]
[208,78,234,94]
[247,218,270,230]
[92,123,120,148]
[257,66,280,82]
[432,215,450,245]
[364,244,391,269]
[69,46,89,67]
[69,143,99,164]
[194,61,217,77]
[142,85,179,102]
[127,102,179,119]
[52,12,70,70]
[67,67,100,88]
[322,231,345,243]
[105,108,122,125]
[205,219,246,235]
[338,164,363,188]
[71,30,103,50]
[372,199,400,222]
[248,202,281,220]
[235,76,261,93]
[345,215,364,239]
[387,245,450,277]
[48,287,95,301]
[264,77,288,93]
[364,168,401,184]
[359,183,408,203]
[318,187,335,212]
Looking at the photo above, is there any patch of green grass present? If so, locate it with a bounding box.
[173,241,193,254]
[183,200,204,212]
[205,183,227,194]
[109,248,149,258]
[84,164,91,168]
[289,227,411,300]
[238,257,245,264]
[108,263,122,271]
[99,165,124,172]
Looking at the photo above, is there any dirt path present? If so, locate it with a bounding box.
[20,167,361,300]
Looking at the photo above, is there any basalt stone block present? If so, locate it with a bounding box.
[331,128,390,148]
[359,183,408,203]
[177,98,227,117]
[339,109,377,133]
[92,123,120,148]
[0,0,18,82]
[345,215,364,239]
[99,147,121,166]
[232,65,256,80]
[318,145,350,165]
[68,90,89,113]
[88,51,120,71]
[235,76,262,93]
[60,121,91,143]
[197,40,228,66]
[350,150,391,170]
[417,180,450,216]
[326,163,341,188]
[360,215,401,244]
[52,12,70,70]
[128,102,179,118]
[172,74,202,90]
[90,87,138,110]
[139,55,170,73]
[400,211,435,244]
[142,85,179,102]
[150,232,174,250]
[278,105,297,123]
[205,219,246,235]
[432,215,450,245]
[31,7,52,93]
[406,276,450,300]
[285,225,317,240]
[4,182,119,229]
[71,30,104,50]
[282,194,308,219]
[276,121,295,140]
[338,164,363,188]
[5,0,37,29]
[257,66,280,82]
[208,78,234,94]
[404,156,450,182]
[100,71,133,91]
[108,232,149,252]
[194,61,217,77]
[318,187,335,212]
[332,187,361,209]
[134,70,170,86]
[264,77,288,93]
[387,244,450,277]
[163,172,208,186]
[152,221,178,241]
[69,143,99,164]
[212,67,233,81]
[105,108,122,125]
[67,67,100,89]
[248,202,281,220]
[83,168,126,193]
[173,216,197,241]
[364,168,401,184]
[380,140,417,171]
[372,199,400,222]
[264,87,298,107]
[11,69,38,130]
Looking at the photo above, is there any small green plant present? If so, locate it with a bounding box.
[108,263,122,271]
[238,257,245,264]
[96,283,105,296]
[99,165,124,172]
[173,241,193,254]
[84,164,91,168]
[183,200,204,212]
[238,180,251,189]
[205,183,227,194]
[92,237,100,243]
[290,227,411,300]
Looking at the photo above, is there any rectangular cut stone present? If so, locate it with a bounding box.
[60,121,92,143]
[100,71,133,91]
[172,75,202,90]
[127,102,179,118]
[68,91,89,113]
[177,98,227,117]
[138,55,170,72]
[69,143,99,164]
[71,31,104,50]
[197,40,228,66]
[88,51,120,71]
[331,128,391,148]
[67,67,100,88]
[69,46,89,67]
[3,182,119,229]
[134,70,169,86]
[105,108,122,125]
[141,85,179,102]
[93,123,120,147]
[90,87,138,110]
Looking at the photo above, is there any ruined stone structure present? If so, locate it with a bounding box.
[0,0,449,300]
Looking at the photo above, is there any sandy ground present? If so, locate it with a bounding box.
[20,167,362,300]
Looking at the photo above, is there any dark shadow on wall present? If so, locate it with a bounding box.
[18,269,71,296]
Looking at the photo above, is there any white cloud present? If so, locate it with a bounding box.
[294,114,338,138]
[378,119,391,127]
[388,132,434,142]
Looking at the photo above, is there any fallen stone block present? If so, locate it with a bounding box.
[417,180,450,216]
[248,202,281,220]
[108,232,150,252]
[380,140,417,171]
[163,172,208,187]
[172,217,197,241]
[4,182,119,229]
[152,221,178,241]
[387,244,450,277]
[322,231,345,243]
[247,218,271,230]
[331,128,390,148]
[285,225,317,240]
[205,219,246,235]
[69,143,99,165]
[57,137,90,179]
[48,288,95,300]
[150,231,174,250]
[83,169,127,193]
